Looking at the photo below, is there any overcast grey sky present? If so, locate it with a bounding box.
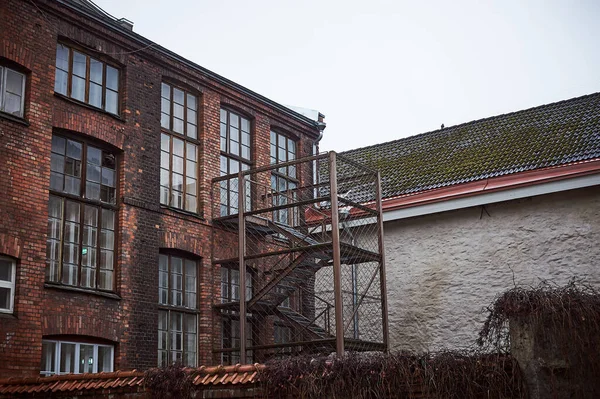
[94,0,600,152]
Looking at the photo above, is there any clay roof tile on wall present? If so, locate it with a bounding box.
[0,364,265,397]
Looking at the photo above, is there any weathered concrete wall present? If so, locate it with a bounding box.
[384,185,600,352]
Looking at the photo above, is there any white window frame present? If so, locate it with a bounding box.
[40,339,114,376]
[0,256,16,314]
[0,66,26,118]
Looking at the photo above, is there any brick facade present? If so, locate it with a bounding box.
[0,0,321,377]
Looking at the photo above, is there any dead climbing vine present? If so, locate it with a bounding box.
[259,350,525,399]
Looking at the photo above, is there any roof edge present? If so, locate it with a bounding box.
[53,0,321,133]
[381,158,600,214]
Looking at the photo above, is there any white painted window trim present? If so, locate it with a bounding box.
[41,339,114,376]
[0,66,26,118]
[0,256,16,314]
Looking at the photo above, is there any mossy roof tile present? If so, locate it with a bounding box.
[341,92,600,200]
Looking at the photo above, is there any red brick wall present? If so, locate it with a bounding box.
[0,0,320,378]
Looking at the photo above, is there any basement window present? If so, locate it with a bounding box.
[40,340,114,376]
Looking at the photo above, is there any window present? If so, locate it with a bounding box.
[161,83,197,139]
[270,131,298,225]
[0,65,26,118]
[160,134,198,212]
[219,108,251,216]
[220,266,253,364]
[274,324,293,355]
[54,43,119,115]
[40,340,113,376]
[158,254,198,367]
[0,256,16,314]
[160,83,199,213]
[220,267,252,303]
[46,135,117,290]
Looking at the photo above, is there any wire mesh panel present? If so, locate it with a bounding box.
[211,152,387,364]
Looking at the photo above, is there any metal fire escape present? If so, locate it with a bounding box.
[211,151,388,363]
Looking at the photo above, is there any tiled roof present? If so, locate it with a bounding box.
[341,92,600,200]
[0,364,263,397]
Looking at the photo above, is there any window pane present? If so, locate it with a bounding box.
[161,133,170,151]
[56,44,70,71]
[173,103,184,119]
[105,89,118,114]
[185,195,197,213]
[66,140,82,160]
[3,92,22,117]
[89,83,102,108]
[186,93,196,109]
[99,269,113,290]
[186,143,197,162]
[101,209,115,230]
[41,342,57,375]
[106,66,119,91]
[171,188,183,208]
[0,287,10,310]
[59,343,76,374]
[241,118,250,133]
[71,76,85,102]
[52,135,66,155]
[79,344,94,374]
[0,259,13,282]
[98,347,112,372]
[90,58,103,84]
[72,51,86,77]
[173,138,184,157]
[186,160,196,179]
[161,82,170,99]
[173,88,184,104]
[172,156,183,174]
[55,70,68,95]
[87,163,101,183]
[173,118,184,134]
[187,123,197,140]
[6,68,24,95]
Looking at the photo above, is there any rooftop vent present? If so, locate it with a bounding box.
[117,18,134,31]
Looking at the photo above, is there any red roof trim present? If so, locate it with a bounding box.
[382,158,600,212]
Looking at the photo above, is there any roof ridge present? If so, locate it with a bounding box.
[341,91,600,156]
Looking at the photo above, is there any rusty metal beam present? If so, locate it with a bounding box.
[238,171,247,364]
[375,171,390,352]
[329,151,345,356]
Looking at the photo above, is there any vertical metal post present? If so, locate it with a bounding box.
[375,171,389,352]
[238,171,247,364]
[329,151,345,356]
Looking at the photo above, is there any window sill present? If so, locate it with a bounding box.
[160,205,205,221]
[44,283,121,300]
[0,312,17,320]
[54,93,125,122]
[0,111,29,126]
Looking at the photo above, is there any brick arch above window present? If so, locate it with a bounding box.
[41,315,121,343]
[0,42,35,71]
[158,233,205,259]
[0,234,21,259]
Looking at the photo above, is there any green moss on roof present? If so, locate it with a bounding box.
[341,93,600,200]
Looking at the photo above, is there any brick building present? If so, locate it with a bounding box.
[0,0,326,378]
